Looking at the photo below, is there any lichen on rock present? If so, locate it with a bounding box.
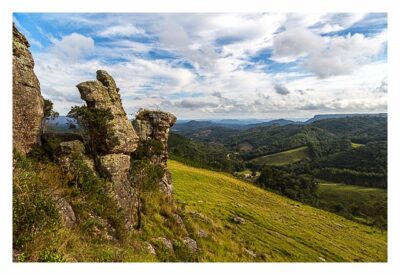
[13,24,44,154]
[76,70,139,154]
[133,110,177,194]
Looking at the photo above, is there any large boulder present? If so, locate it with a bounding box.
[12,24,44,154]
[76,70,139,154]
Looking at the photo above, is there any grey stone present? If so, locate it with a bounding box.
[183,237,197,252]
[13,24,44,154]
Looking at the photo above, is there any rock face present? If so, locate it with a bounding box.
[13,25,44,154]
[76,71,139,228]
[77,70,139,154]
[133,110,176,193]
[99,153,135,224]
[56,140,96,177]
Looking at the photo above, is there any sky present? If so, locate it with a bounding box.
[13,13,387,120]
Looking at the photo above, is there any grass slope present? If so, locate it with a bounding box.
[169,160,387,262]
[250,146,309,166]
[317,180,387,225]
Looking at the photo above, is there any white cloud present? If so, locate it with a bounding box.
[24,13,387,119]
[50,33,94,61]
[97,24,145,37]
[272,26,386,77]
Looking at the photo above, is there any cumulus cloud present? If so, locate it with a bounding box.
[50,33,94,60]
[19,13,387,119]
[272,26,386,77]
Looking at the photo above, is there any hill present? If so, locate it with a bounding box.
[250,146,309,166]
[169,160,387,262]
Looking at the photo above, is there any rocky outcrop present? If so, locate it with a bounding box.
[56,140,96,177]
[13,24,44,154]
[99,153,135,227]
[76,70,139,154]
[133,110,176,193]
[76,71,139,228]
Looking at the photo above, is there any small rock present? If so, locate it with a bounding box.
[198,229,209,238]
[189,211,212,224]
[319,256,326,262]
[145,242,156,256]
[173,213,184,225]
[244,248,257,258]
[183,237,198,252]
[153,237,174,252]
[55,197,76,228]
[232,215,245,224]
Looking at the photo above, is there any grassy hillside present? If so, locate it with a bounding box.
[170,160,387,262]
[317,180,387,226]
[250,146,309,166]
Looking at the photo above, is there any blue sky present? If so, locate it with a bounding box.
[13,13,387,119]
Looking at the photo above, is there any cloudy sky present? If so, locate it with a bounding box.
[14,13,387,120]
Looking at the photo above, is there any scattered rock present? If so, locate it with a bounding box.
[189,211,212,224]
[334,222,345,229]
[198,229,209,238]
[183,237,198,252]
[319,256,326,262]
[232,216,245,224]
[13,24,44,154]
[172,213,184,226]
[244,248,257,258]
[55,197,76,228]
[152,237,174,253]
[144,242,156,256]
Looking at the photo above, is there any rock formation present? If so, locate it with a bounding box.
[13,24,44,154]
[76,70,139,228]
[133,110,177,194]
[76,70,138,154]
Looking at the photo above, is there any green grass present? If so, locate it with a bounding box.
[351,142,365,148]
[250,146,309,166]
[317,179,386,227]
[170,160,387,262]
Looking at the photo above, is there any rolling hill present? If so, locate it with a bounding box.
[250,146,310,166]
[169,160,387,262]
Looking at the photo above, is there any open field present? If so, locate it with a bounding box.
[170,160,387,262]
[317,179,387,226]
[250,146,309,166]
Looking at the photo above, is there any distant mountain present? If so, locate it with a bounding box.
[305,113,387,124]
[172,118,300,133]
[244,119,300,129]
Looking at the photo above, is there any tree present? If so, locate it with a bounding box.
[43,99,59,119]
[67,106,119,171]
[41,98,59,133]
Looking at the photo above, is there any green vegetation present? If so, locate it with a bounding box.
[250,146,309,166]
[67,106,119,157]
[317,180,387,230]
[351,143,364,148]
[170,160,387,262]
[13,152,201,262]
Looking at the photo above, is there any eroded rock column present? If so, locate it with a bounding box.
[13,25,44,154]
[77,70,139,228]
[133,110,177,194]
